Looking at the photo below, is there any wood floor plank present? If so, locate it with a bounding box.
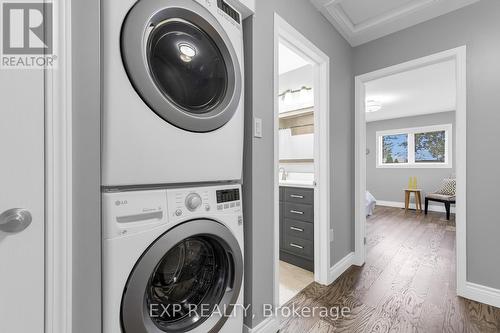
[306,319,336,333]
[417,229,455,332]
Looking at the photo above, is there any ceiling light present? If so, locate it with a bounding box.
[366,100,382,112]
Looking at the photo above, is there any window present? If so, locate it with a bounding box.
[414,130,446,163]
[382,133,408,164]
[376,124,452,168]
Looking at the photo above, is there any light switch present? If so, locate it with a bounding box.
[254,117,263,138]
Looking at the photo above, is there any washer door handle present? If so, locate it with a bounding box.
[0,208,32,233]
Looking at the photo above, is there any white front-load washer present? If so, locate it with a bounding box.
[102,0,245,186]
[102,184,244,333]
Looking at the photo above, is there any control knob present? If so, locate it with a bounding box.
[185,193,202,212]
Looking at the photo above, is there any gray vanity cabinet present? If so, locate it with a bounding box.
[279,186,314,272]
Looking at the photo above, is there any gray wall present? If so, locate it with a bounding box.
[354,0,500,289]
[72,0,101,332]
[367,112,455,203]
[243,0,354,328]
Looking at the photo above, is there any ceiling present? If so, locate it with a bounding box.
[310,0,480,46]
[279,42,310,75]
[365,59,456,122]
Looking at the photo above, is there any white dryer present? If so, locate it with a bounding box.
[102,184,244,333]
[102,0,245,186]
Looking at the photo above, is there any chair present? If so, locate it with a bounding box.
[425,178,456,220]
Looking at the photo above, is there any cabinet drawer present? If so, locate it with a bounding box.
[284,218,313,241]
[283,234,313,259]
[284,202,313,223]
[284,187,313,204]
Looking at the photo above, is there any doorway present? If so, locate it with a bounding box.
[273,14,331,308]
[354,47,467,298]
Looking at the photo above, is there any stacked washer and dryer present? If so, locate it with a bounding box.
[101,0,247,332]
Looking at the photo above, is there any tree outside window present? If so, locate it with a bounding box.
[415,131,445,163]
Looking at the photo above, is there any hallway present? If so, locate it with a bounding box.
[280,206,500,332]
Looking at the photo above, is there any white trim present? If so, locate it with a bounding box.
[454,46,467,298]
[461,282,500,309]
[311,0,479,46]
[376,124,453,168]
[355,47,468,300]
[273,13,331,311]
[45,0,73,332]
[354,76,367,266]
[329,252,354,284]
[327,0,437,33]
[376,200,456,214]
[243,317,279,333]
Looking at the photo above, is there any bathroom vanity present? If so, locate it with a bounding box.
[279,185,314,272]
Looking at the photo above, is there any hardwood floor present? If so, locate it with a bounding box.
[279,206,500,333]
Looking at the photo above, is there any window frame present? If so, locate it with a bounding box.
[376,124,453,169]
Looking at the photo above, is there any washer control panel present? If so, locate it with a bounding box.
[103,185,243,239]
[167,184,242,219]
[102,189,168,239]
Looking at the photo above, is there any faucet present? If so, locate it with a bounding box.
[279,167,287,181]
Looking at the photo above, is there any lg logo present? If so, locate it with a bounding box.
[2,2,52,54]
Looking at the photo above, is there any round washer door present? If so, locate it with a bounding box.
[121,0,242,133]
[121,219,243,333]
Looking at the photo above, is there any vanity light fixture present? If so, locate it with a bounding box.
[366,100,382,112]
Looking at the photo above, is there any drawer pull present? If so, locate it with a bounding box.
[290,243,304,249]
[290,194,304,199]
[290,226,304,232]
[290,210,304,215]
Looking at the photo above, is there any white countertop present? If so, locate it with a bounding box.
[278,172,315,188]
[279,179,315,188]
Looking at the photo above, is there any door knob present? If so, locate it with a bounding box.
[0,208,32,233]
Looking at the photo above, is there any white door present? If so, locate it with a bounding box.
[0,67,45,331]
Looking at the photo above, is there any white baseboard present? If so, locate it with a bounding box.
[377,200,456,214]
[329,252,354,284]
[460,282,500,309]
[243,316,279,333]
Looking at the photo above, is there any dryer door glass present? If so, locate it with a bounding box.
[147,19,228,114]
[146,236,230,331]
[121,2,242,132]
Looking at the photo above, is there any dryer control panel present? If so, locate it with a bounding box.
[167,184,242,221]
[217,0,241,24]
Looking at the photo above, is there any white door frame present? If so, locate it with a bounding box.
[354,46,467,296]
[45,0,73,332]
[273,13,331,308]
